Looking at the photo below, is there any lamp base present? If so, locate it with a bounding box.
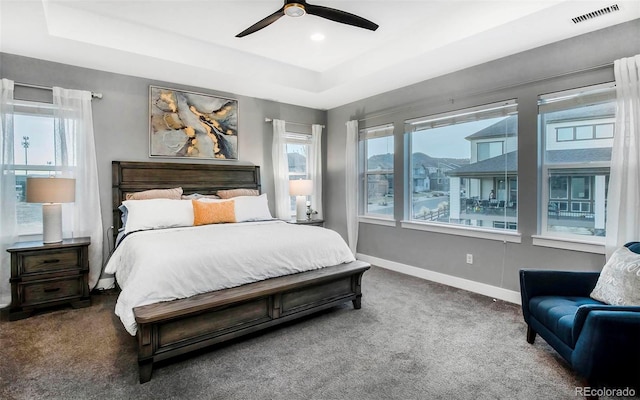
[295,196,306,221]
[42,203,63,244]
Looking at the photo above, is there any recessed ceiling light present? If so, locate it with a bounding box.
[310,33,325,42]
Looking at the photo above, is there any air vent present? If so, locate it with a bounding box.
[572,4,619,24]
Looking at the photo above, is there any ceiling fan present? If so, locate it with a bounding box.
[236,0,379,38]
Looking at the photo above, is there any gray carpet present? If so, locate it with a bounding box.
[0,266,633,400]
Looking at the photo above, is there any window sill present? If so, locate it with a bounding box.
[401,220,522,243]
[532,235,605,254]
[17,234,42,242]
[358,216,396,227]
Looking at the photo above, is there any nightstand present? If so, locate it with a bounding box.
[6,237,91,321]
[287,219,325,227]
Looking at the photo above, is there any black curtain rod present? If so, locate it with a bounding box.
[15,82,103,99]
[265,117,325,128]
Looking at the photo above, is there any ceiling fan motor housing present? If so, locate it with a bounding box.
[284,3,306,17]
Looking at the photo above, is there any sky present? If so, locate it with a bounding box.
[368,117,506,159]
[13,114,56,166]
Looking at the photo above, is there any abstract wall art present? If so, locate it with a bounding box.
[149,86,238,160]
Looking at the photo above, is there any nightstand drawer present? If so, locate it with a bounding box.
[20,276,84,306]
[21,249,80,275]
[6,237,91,320]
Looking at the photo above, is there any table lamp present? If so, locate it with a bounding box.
[289,179,313,221]
[26,177,76,243]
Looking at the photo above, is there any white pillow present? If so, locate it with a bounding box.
[198,194,273,222]
[590,246,640,306]
[234,194,273,222]
[122,199,194,234]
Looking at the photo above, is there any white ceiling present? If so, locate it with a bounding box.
[1,1,639,109]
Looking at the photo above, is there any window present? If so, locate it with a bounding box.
[285,132,312,216]
[360,124,394,218]
[538,83,615,239]
[477,141,503,161]
[13,101,60,236]
[406,100,518,231]
[555,123,615,142]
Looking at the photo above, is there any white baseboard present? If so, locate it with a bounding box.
[356,253,521,305]
[95,277,116,291]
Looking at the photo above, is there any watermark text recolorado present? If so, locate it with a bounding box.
[575,386,636,397]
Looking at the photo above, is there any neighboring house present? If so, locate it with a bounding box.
[446,116,518,229]
[541,103,614,236]
[367,153,394,199]
[412,164,429,192]
[410,153,467,194]
[445,103,613,233]
[287,152,307,175]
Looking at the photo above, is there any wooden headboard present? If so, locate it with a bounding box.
[111,161,261,239]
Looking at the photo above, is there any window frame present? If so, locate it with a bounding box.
[13,100,65,237]
[284,131,313,218]
[359,124,395,221]
[477,140,504,162]
[402,99,521,241]
[537,83,615,244]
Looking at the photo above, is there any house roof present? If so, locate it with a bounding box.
[446,147,611,178]
[546,147,611,163]
[464,102,615,142]
[542,102,615,123]
[447,151,517,177]
[465,116,517,140]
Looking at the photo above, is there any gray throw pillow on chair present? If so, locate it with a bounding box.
[590,246,640,306]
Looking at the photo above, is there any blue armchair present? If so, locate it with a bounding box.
[520,249,640,387]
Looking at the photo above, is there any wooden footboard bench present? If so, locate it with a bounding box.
[133,261,370,383]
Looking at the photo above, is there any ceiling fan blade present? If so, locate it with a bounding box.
[236,7,285,38]
[305,3,378,31]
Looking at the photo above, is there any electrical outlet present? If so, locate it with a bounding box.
[466,254,473,264]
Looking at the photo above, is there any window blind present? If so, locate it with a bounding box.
[284,132,312,144]
[405,100,517,132]
[359,123,394,141]
[538,82,615,114]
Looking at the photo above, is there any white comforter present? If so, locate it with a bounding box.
[104,220,355,335]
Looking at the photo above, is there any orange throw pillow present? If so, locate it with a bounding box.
[192,200,236,225]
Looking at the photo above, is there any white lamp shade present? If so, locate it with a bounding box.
[26,177,76,204]
[289,179,313,196]
[26,177,75,243]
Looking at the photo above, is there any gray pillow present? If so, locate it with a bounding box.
[217,188,259,199]
[125,187,182,200]
[590,246,640,306]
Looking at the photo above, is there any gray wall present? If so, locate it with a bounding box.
[1,53,326,278]
[325,20,640,292]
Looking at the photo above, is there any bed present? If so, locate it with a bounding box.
[109,161,370,383]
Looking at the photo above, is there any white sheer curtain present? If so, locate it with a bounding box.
[272,119,290,220]
[605,54,640,259]
[345,120,359,255]
[52,87,103,289]
[0,79,17,307]
[309,124,323,219]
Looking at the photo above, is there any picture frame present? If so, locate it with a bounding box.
[149,85,238,160]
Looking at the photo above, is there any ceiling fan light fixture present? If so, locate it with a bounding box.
[236,0,378,38]
[284,3,306,17]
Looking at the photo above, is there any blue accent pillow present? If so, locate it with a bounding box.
[118,204,128,228]
[624,241,640,254]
